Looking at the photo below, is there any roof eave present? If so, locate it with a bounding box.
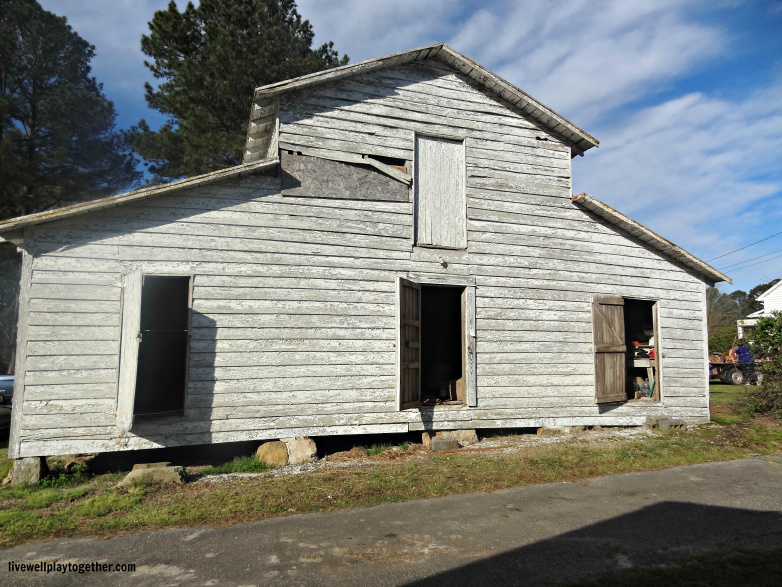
[571,192,731,285]
[0,158,279,238]
[252,43,598,154]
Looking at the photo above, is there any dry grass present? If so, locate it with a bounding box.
[1,415,781,550]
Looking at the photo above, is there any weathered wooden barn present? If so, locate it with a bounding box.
[2,44,730,461]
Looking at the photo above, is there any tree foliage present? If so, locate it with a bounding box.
[705,279,780,335]
[739,311,782,419]
[0,0,140,219]
[128,0,349,182]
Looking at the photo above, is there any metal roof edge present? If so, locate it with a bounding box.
[571,192,731,285]
[0,158,279,236]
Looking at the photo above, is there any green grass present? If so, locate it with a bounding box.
[201,455,270,475]
[366,443,393,456]
[709,382,745,406]
[1,420,780,549]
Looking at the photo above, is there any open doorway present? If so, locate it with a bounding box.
[421,285,465,404]
[623,299,660,401]
[133,276,191,417]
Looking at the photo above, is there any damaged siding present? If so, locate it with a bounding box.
[14,59,709,457]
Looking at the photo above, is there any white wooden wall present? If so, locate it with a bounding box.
[14,60,710,457]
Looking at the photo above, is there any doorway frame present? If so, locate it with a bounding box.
[395,273,477,409]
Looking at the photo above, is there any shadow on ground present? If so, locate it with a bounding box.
[403,501,782,587]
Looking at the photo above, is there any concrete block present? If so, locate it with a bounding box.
[11,457,48,486]
[431,437,459,451]
[421,432,433,448]
[118,466,185,487]
[257,441,289,467]
[282,437,318,465]
[659,419,686,431]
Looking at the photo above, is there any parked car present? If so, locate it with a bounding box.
[0,375,13,406]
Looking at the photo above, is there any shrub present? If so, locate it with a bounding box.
[738,312,782,419]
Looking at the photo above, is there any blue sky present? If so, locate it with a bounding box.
[39,0,782,293]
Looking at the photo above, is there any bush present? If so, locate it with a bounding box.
[709,324,737,355]
[738,312,782,419]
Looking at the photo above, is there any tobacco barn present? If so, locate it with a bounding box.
[2,43,730,463]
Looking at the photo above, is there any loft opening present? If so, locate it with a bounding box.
[592,296,662,404]
[134,275,191,418]
[396,277,476,410]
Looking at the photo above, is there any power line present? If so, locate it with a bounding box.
[718,247,782,270]
[708,229,782,261]
[724,251,782,273]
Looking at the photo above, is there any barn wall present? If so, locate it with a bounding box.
[14,59,709,457]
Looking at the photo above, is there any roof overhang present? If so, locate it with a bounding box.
[0,158,278,245]
[572,192,731,285]
[757,279,782,302]
[250,43,599,157]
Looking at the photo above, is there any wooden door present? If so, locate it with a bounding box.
[116,270,142,431]
[592,296,627,404]
[396,276,421,410]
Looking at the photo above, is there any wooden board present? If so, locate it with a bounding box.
[592,296,627,404]
[414,135,466,249]
[280,152,408,202]
[396,276,421,410]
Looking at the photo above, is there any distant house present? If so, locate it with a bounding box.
[0,43,730,462]
[738,279,782,339]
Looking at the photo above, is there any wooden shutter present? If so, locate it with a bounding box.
[463,286,477,407]
[592,296,627,404]
[396,276,421,410]
[116,270,142,431]
[415,135,466,249]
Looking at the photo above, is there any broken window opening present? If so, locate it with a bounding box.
[133,276,191,417]
[421,285,465,405]
[366,154,407,172]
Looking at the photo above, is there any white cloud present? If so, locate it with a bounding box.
[573,82,782,288]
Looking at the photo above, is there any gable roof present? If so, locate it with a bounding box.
[247,43,599,157]
[0,158,278,243]
[572,192,731,285]
[757,279,782,302]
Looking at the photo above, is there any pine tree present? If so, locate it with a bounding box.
[128,0,349,182]
[0,0,140,219]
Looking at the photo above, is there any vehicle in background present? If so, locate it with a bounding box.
[0,375,13,406]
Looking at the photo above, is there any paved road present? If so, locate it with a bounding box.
[2,456,781,586]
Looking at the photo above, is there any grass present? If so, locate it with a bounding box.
[708,382,745,406]
[0,385,778,549]
[1,416,781,549]
[201,455,270,475]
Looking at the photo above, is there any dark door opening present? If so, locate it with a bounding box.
[421,285,464,404]
[134,276,191,417]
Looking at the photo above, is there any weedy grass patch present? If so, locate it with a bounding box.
[1,418,780,549]
[201,455,270,475]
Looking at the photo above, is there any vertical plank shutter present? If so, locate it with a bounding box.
[116,270,142,430]
[592,296,627,404]
[463,286,477,407]
[396,276,421,410]
[415,135,466,249]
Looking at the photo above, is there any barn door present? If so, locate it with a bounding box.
[396,276,421,410]
[592,296,627,404]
